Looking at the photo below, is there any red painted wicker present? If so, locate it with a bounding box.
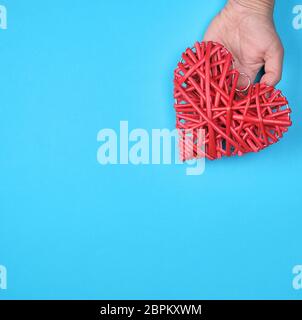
[174,41,292,160]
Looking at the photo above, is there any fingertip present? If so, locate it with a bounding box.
[260,73,279,87]
[262,49,283,87]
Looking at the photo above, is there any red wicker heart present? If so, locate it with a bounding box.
[174,41,292,160]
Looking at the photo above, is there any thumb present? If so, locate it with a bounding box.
[260,45,284,86]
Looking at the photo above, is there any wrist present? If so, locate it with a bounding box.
[227,0,274,17]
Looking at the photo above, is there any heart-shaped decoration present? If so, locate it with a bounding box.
[174,41,292,160]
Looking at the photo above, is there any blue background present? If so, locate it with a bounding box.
[0,0,301,299]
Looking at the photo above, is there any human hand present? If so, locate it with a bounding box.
[203,0,284,87]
